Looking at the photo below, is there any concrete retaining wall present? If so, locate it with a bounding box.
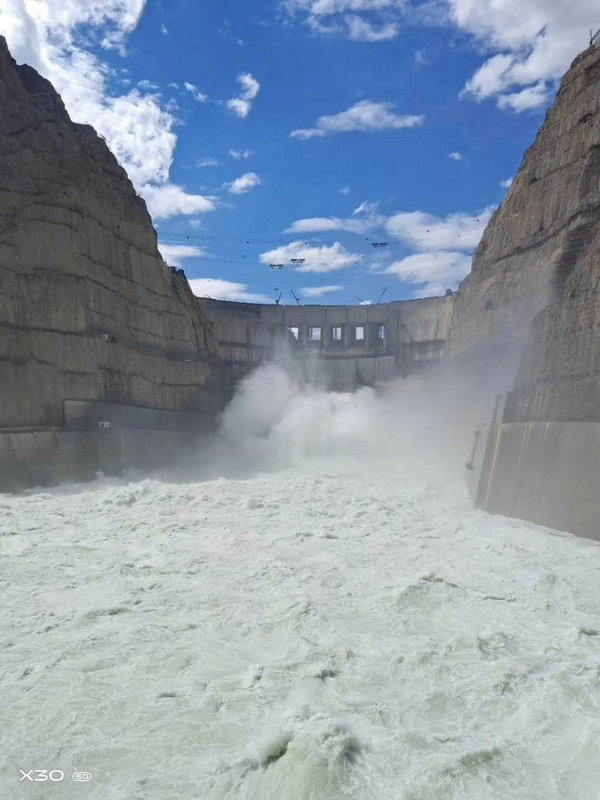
[0,426,198,491]
[63,400,216,431]
[473,416,600,539]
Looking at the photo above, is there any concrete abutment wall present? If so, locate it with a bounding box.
[470,396,600,539]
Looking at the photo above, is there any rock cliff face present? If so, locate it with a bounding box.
[0,37,229,429]
[448,44,600,420]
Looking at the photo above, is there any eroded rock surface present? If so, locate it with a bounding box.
[448,44,600,422]
[0,36,228,428]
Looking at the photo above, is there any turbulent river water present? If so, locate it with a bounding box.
[2,366,600,799]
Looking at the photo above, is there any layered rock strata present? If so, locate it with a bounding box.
[0,36,229,429]
[448,43,600,423]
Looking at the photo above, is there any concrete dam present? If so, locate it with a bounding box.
[1,35,600,540]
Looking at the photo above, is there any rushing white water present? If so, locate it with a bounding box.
[2,366,600,799]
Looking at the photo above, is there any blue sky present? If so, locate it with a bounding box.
[2,0,597,303]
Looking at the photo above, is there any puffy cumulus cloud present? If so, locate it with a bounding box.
[386,208,493,251]
[260,241,361,273]
[384,251,472,297]
[228,172,262,195]
[143,185,215,219]
[158,243,207,266]
[299,284,344,298]
[383,206,494,295]
[501,177,514,188]
[281,0,404,41]
[449,151,463,161]
[451,0,597,111]
[188,278,270,304]
[291,100,424,139]
[497,82,548,112]
[226,72,260,118]
[284,204,491,294]
[0,0,215,220]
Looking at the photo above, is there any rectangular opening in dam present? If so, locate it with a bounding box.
[330,326,344,346]
[354,325,365,343]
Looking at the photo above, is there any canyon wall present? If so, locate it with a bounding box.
[0,35,230,434]
[462,44,600,538]
[448,44,600,409]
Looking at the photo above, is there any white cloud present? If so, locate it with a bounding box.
[299,285,344,298]
[160,24,168,35]
[286,217,344,233]
[501,177,513,188]
[281,0,404,41]
[353,200,379,215]
[462,53,514,100]
[0,0,215,221]
[344,15,398,41]
[137,79,159,90]
[285,208,384,235]
[339,186,351,195]
[229,148,253,159]
[226,72,260,118]
[142,184,215,219]
[238,72,260,97]
[184,82,208,103]
[386,208,493,251]
[158,244,206,266]
[383,206,494,295]
[260,241,361,273]
[197,158,219,168]
[384,251,472,297]
[188,279,270,304]
[449,151,463,161]
[291,100,424,139]
[451,0,597,111]
[497,82,548,112]
[226,99,252,119]
[284,203,491,294]
[228,172,262,195]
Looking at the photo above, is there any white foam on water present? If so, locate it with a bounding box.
[2,365,600,799]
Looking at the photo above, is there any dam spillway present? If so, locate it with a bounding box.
[3,24,600,800]
[0,35,600,539]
